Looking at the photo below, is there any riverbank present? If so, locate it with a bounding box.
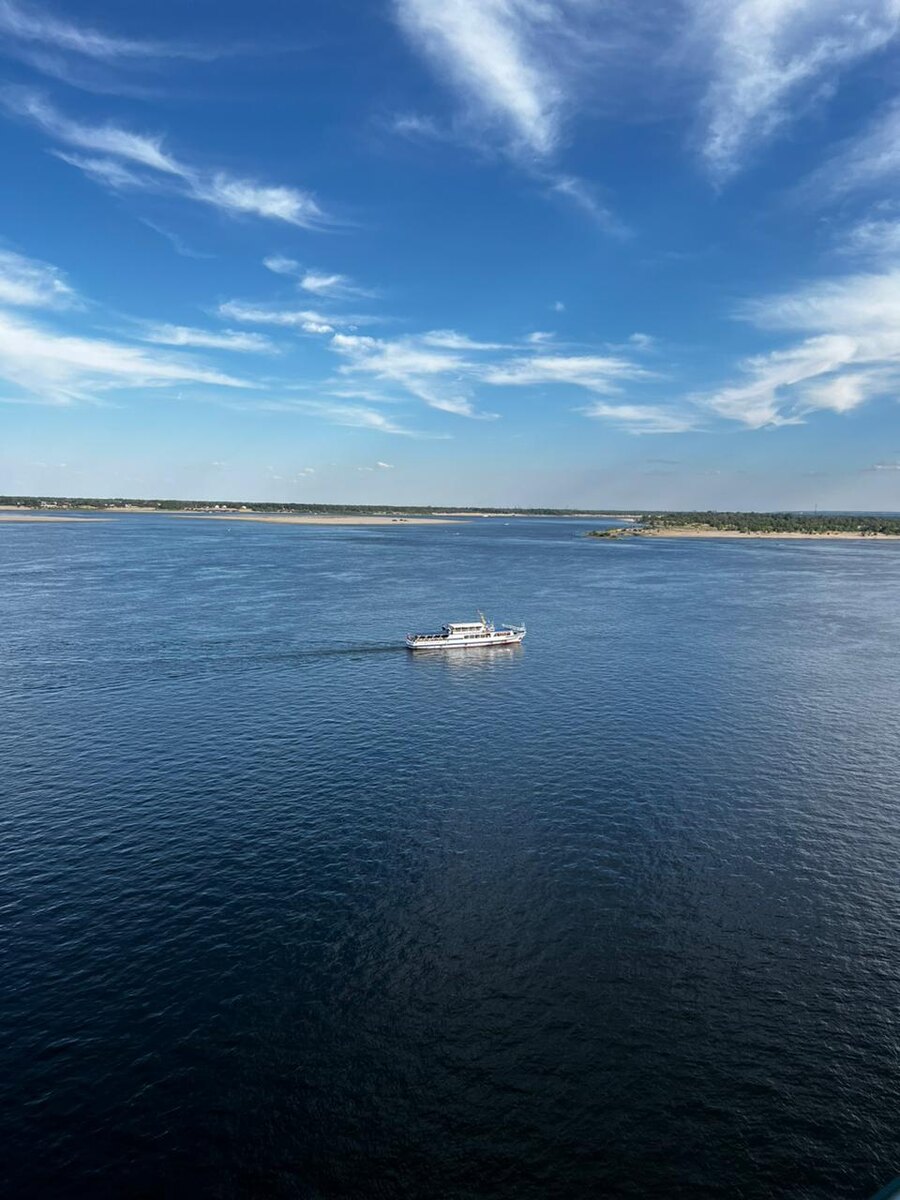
[155,513,463,526]
[0,508,463,526]
[0,514,109,523]
[591,526,900,540]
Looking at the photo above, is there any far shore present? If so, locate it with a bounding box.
[0,514,110,523]
[0,506,463,526]
[156,513,464,526]
[608,527,900,541]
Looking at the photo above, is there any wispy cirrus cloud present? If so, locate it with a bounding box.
[0,248,259,405]
[326,329,674,423]
[262,255,372,297]
[581,401,699,434]
[0,247,76,308]
[0,0,243,98]
[237,396,439,438]
[419,329,510,350]
[837,214,900,261]
[0,308,251,405]
[5,90,330,227]
[390,1,620,230]
[692,0,900,182]
[545,173,624,235]
[0,0,221,62]
[482,352,655,393]
[700,269,900,426]
[9,89,178,169]
[393,0,563,156]
[223,268,683,431]
[330,330,493,417]
[140,324,275,353]
[218,300,369,336]
[801,100,900,204]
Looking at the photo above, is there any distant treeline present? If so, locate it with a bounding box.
[640,511,900,535]
[0,495,632,517]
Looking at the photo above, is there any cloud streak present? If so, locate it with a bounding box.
[701,269,900,426]
[483,353,654,393]
[262,256,371,297]
[0,0,221,61]
[0,247,76,308]
[140,324,275,353]
[6,90,329,227]
[393,0,563,156]
[693,0,900,181]
[0,309,251,405]
[802,100,900,203]
[241,397,438,437]
[218,300,370,336]
[581,401,698,434]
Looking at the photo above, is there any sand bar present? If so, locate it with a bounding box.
[159,513,464,526]
[0,514,109,522]
[630,527,900,540]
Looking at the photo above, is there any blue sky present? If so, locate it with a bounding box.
[1,0,900,507]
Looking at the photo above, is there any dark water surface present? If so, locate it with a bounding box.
[2,516,900,1199]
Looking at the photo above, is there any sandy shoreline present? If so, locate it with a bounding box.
[0,508,463,525]
[0,514,110,523]
[619,528,900,540]
[154,513,463,526]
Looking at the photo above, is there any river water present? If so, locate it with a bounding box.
[2,515,899,1198]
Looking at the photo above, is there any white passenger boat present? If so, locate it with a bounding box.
[406,613,526,651]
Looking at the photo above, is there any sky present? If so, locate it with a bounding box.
[1,0,900,508]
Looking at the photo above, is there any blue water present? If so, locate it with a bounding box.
[2,515,900,1199]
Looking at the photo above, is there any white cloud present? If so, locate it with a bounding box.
[702,269,900,426]
[140,324,274,353]
[693,0,900,181]
[262,255,300,277]
[483,353,654,393]
[9,89,179,170]
[390,111,445,139]
[263,256,370,297]
[326,327,664,420]
[0,0,216,61]
[740,269,900,337]
[547,172,623,233]
[838,215,900,260]
[197,175,324,226]
[0,247,75,308]
[376,460,394,468]
[419,329,508,350]
[392,0,563,155]
[329,330,493,417]
[300,271,351,296]
[804,101,900,202]
[139,219,214,260]
[552,300,565,312]
[582,401,698,434]
[247,397,436,437]
[0,307,250,405]
[628,331,655,349]
[218,300,372,335]
[54,151,148,190]
[6,91,328,227]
